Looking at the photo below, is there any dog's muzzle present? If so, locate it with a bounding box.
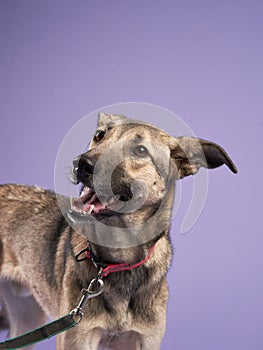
[70,154,96,187]
[69,154,123,218]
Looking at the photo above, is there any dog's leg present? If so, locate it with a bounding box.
[0,280,47,350]
[57,327,103,350]
[141,333,163,350]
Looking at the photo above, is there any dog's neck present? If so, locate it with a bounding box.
[86,240,156,273]
[87,231,166,266]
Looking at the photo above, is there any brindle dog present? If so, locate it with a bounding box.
[0,113,237,349]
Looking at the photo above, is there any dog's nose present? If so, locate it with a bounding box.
[72,154,95,184]
[79,156,94,176]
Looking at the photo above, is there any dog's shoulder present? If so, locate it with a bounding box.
[0,184,59,217]
[0,183,55,202]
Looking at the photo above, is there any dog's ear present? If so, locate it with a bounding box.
[98,113,127,128]
[170,136,238,179]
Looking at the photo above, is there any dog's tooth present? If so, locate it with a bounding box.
[87,205,94,215]
[70,198,84,214]
[80,188,87,197]
[70,196,75,209]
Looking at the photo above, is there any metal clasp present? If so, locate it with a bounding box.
[85,277,104,299]
[70,268,104,324]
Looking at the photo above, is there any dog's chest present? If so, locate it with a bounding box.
[104,298,133,330]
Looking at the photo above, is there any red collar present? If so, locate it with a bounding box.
[77,243,155,277]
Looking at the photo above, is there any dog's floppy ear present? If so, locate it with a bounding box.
[170,136,238,179]
[98,112,127,128]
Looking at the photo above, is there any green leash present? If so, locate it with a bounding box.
[0,314,77,349]
[0,272,104,349]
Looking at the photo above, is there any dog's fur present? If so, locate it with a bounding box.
[0,113,237,349]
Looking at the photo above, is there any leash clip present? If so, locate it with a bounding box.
[71,268,104,323]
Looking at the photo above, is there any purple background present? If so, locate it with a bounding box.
[0,1,262,349]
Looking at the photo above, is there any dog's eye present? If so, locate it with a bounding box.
[133,145,148,157]
[94,130,106,142]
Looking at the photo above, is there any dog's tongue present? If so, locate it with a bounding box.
[84,194,106,214]
[73,188,106,214]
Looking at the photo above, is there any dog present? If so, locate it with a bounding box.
[0,113,237,349]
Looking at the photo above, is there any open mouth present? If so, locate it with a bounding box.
[69,184,121,217]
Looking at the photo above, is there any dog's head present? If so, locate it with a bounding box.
[68,113,237,243]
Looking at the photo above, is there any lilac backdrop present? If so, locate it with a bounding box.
[0,1,262,349]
